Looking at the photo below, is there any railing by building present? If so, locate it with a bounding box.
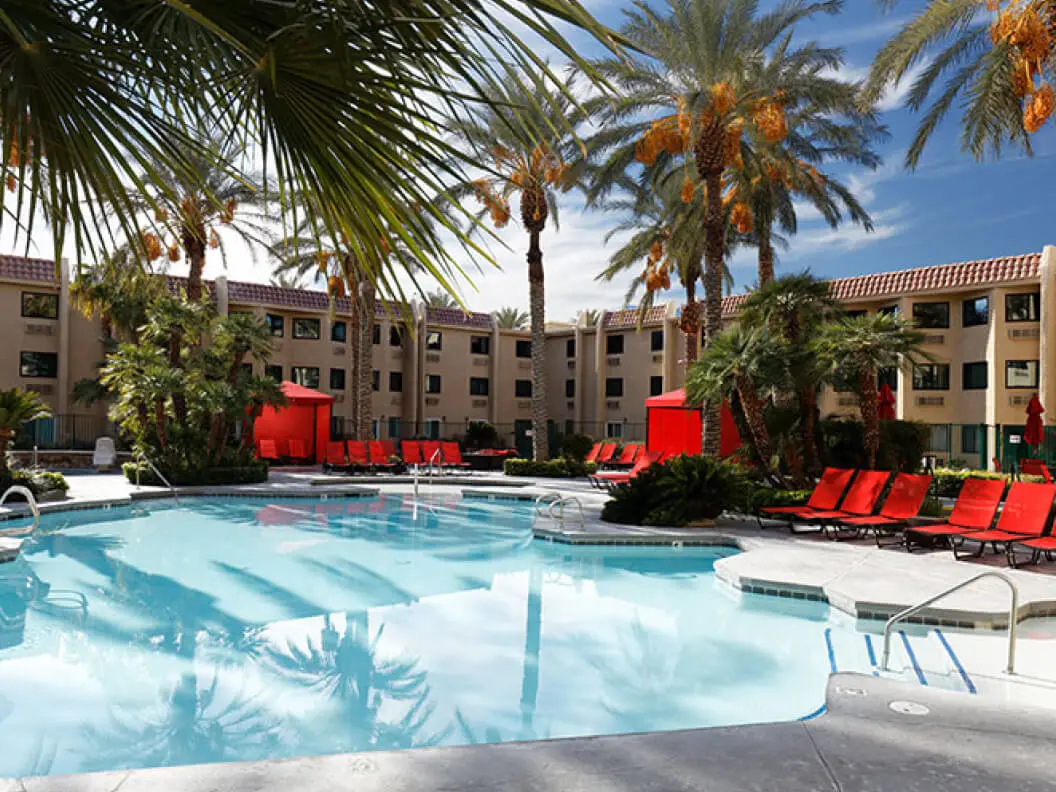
[14,415,123,452]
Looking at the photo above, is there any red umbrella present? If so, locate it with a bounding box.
[1024,394,1045,447]
[878,384,896,421]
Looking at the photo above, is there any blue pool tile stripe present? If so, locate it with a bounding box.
[863,634,879,676]
[899,631,928,686]
[934,629,977,694]
[800,704,827,721]
[824,628,838,673]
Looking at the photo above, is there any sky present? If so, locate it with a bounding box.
[4,1,1053,323]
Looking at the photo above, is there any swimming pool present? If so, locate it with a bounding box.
[0,494,836,777]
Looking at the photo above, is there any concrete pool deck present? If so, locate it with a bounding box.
[10,673,1056,792]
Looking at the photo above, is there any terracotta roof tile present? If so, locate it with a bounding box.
[424,305,493,329]
[0,255,57,283]
[604,305,667,328]
[722,252,1042,316]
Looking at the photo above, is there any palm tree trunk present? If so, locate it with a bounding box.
[682,278,699,365]
[184,223,207,303]
[757,226,775,285]
[735,376,774,467]
[519,567,542,740]
[358,281,377,441]
[155,400,167,449]
[527,230,549,461]
[727,391,763,468]
[701,171,725,457]
[799,384,822,477]
[858,369,880,469]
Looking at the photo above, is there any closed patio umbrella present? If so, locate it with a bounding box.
[1024,394,1045,448]
[878,384,896,421]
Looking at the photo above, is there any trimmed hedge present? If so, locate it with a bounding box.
[123,461,269,486]
[931,467,1007,498]
[0,469,69,499]
[503,458,598,478]
[743,486,812,514]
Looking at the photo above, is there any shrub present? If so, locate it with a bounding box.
[741,485,812,514]
[931,467,1007,498]
[123,461,269,486]
[463,421,501,450]
[561,433,595,463]
[503,458,596,478]
[601,454,749,527]
[0,469,69,499]
[821,418,928,472]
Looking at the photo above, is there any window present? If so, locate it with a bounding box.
[19,352,57,378]
[878,304,899,317]
[565,419,575,435]
[423,419,441,440]
[372,370,380,391]
[387,417,401,440]
[331,321,347,343]
[833,373,855,393]
[650,375,664,396]
[330,368,346,390]
[265,314,284,337]
[293,318,320,339]
[515,379,532,398]
[605,422,624,440]
[291,366,320,389]
[912,363,950,391]
[650,330,664,352]
[21,292,57,319]
[1006,360,1039,389]
[605,378,624,398]
[389,371,403,392]
[565,379,575,398]
[962,297,989,328]
[372,325,381,345]
[878,368,898,392]
[471,336,490,355]
[912,302,949,329]
[515,339,531,358]
[470,377,489,396]
[963,362,988,390]
[606,334,624,355]
[566,338,576,357]
[425,374,441,393]
[1006,291,1040,322]
[389,326,404,347]
[962,425,982,455]
[426,331,442,351]
[928,425,951,453]
[845,309,867,319]
[264,364,282,381]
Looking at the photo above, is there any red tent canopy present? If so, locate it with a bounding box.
[645,388,740,458]
[253,381,333,463]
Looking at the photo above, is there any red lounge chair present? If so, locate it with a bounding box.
[610,444,641,468]
[440,441,471,471]
[422,440,443,467]
[831,473,933,544]
[585,443,603,464]
[402,441,424,465]
[758,468,855,527]
[368,440,397,471]
[257,438,279,461]
[324,441,348,471]
[790,470,891,532]
[949,481,1056,561]
[379,440,397,460]
[589,451,661,490]
[288,438,312,462]
[903,478,1006,552]
[596,443,618,466]
[1020,459,1053,483]
[347,441,370,470]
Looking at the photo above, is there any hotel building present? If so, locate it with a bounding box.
[1,247,1053,468]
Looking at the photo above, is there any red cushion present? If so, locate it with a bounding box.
[839,515,902,526]
[992,482,1056,538]
[797,509,850,520]
[907,522,966,536]
[954,529,1026,543]
[1016,536,1056,550]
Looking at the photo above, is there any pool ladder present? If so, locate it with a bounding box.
[412,448,443,499]
[880,571,1020,675]
[134,450,179,504]
[0,486,40,537]
[534,493,585,527]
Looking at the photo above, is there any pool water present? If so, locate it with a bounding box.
[0,495,834,777]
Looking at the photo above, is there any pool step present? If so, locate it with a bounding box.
[824,628,976,695]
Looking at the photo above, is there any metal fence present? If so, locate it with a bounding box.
[14,415,123,451]
[920,423,1056,472]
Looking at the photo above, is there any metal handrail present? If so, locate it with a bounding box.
[534,492,562,517]
[0,486,40,537]
[547,495,585,526]
[135,450,179,504]
[428,447,442,477]
[881,571,1020,675]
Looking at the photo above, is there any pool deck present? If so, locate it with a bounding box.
[9,672,1056,792]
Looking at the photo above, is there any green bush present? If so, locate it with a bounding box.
[742,485,812,514]
[561,433,595,463]
[503,458,597,478]
[931,467,1007,498]
[821,418,928,472]
[601,454,749,527]
[0,469,69,499]
[123,461,269,486]
[463,421,501,450]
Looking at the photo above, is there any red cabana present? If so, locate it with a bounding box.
[645,388,740,458]
[253,381,333,464]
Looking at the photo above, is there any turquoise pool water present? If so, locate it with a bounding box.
[0,494,832,777]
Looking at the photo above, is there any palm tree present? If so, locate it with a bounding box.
[69,246,162,343]
[586,0,861,454]
[212,313,274,386]
[812,314,927,468]
[864,1,1055,168]
[270,272,306,290]
[493,306,529,329]
[0,389,51,476]
[425,290,459,309]
[578,309,601,327]
[448,74,584,461]
[0,2,617,305]
[685,325,784,478]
